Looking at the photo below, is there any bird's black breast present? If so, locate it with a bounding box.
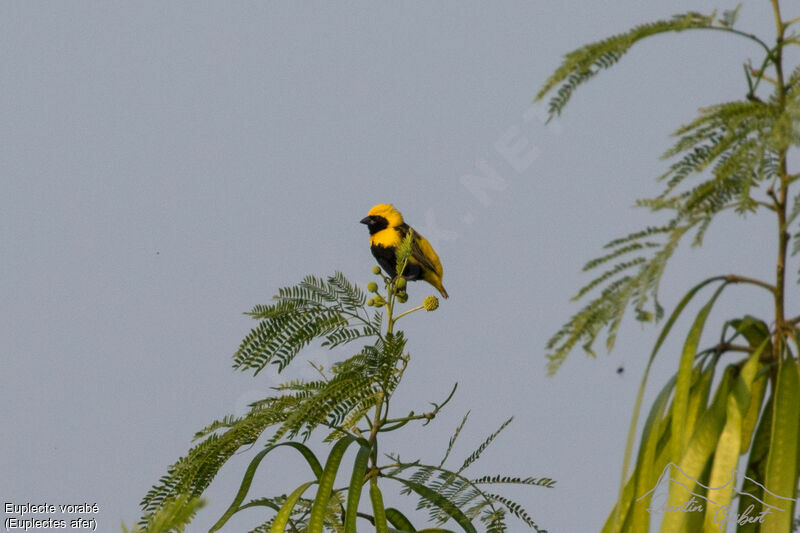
[371,245,397,277]
[371,244,423,280]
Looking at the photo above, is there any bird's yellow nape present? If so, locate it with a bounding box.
[366,203,404,227]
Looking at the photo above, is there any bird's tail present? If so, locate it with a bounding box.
[438,285,449,299]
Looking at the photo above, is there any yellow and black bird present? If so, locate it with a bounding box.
[360,203,448,298]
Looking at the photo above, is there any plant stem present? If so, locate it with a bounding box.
[703,25,772,55]
[724,274,777,294]
[392,304,425,322]
[783,15,800,28]
[385,296,395,335]
[771,0,790,363]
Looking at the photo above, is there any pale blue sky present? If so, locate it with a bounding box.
[1,2,789,531]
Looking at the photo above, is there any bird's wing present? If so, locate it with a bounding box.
[397,224,442,277]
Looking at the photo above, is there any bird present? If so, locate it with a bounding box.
[360,203,448,299]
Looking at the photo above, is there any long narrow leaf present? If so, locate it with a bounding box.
[308,436,357,533]
[762,357,800,533]
[659,366,733,532]
[269,481,316,533]
[630,375,677,532]
[210,442,324,532]
[703,347,762,530]
[601,473,637,533]
[672,283,727,460]
[370,477,390,533]
[684,364,713,444]
[386,475,478,533]
[738,395,773,533]
[732,318,771,454]
[740,367,768,454]
[344,440,372,533]
[385,508,417,532]
[615,276,726,531]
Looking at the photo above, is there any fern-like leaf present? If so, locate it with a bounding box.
[234,272,379,375]
[536,12,716,118]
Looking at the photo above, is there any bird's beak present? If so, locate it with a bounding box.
[360,216,371,225]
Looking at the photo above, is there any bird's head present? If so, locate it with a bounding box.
[360,203,403,235]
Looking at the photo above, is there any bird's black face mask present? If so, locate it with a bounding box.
[360,215,389,235]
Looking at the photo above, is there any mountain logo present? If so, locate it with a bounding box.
[635,463,797,530]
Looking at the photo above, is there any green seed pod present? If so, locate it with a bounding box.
[366,298,375,307]
[395,277,407,289]
[372,266,382,275]
[366,281,378,293]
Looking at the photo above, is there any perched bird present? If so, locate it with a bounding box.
[360,203,448,298]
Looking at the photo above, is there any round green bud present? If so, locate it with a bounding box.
[372,266,382,275]
[395,277,407,289]
[366,298,375,306]
[366,281,378,293]
[423,296,439,312]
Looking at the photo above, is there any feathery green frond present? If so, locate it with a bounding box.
[440,412,471,468]
[536,12,716,118]
[388,460,549,533]
[485,493,544,532]
[124,496,205,533]
[141,332,405,519]
[472,475,556,487]
[141,271,550,532]
[546,95,782,373]
[458,417,513,474]
[235,273,379,375]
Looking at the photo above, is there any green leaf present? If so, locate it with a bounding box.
[385,508,417,532]
[440,412,470,468]
[703,347,763,530]
[730,316,772,349]
[125,495,205,533]
[211,443,315,531]
[671,283,726,460]
[729,317,771,454]
[740,368,767,453]
[614,276,725,531]
[762,357,800,533]
[210,440,325,531]
[630,374,677,533]
[536,12,715,117]
[344,441,372,533]
[387,476,478,533]
[233,272,378,375]
[601,473,637,533]
[370,477,390,533]
[738,395,773,533]
[659,366,734,532]
[269,481,316,533]
[308,436,357,533]
[684,364,714,446]
[459,417,512,473]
